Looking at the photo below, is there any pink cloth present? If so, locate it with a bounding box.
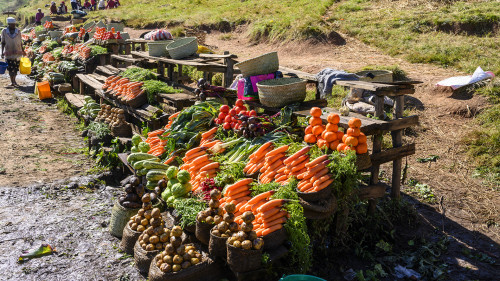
[250,73,275,92]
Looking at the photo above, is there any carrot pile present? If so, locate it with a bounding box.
[102,75,145,102]
[243,141,274,175]
[253,199,288,237]
[163,111,180,130]
[180,144,221,192]
[297,155,334,193]
[258,145,289,184]
[219,178,254,218]
[144,129,167,157]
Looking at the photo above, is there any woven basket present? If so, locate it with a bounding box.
[148,41,173,57]
[148,253,221,281]
[235,52,279,77]
[300,195,338,220]
[119,223,141,255]
[227,243,263,273]
[263,227,287,250]
[134,240,159,274]
[297,184,333,202]
[257,78,307,108]
[208,230,228,259]
[126,91,148,108]
[166,37,198,60]
[109,199,139,238]
[195,218,214,245]
[111,123,132,138]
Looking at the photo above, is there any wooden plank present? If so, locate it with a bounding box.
[376,88,415,97]
[199,53,238,59]
[157,92,194,101]
[131,51,225,68]
[65,93,86,108]
[370,143,416,166]
[76,74,103,91]
[375,80,423,85]
[279,66,317,82]
[118,153,135,174]
[391,95,405,199]
[246,99,328,114]
[380,115,419,132]
[88,73,108,83]
[336,80,399,91]
[111,54,144,63]
[358,184,387,200]
[95,66,116,76]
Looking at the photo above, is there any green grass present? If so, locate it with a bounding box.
[330,0,500,75]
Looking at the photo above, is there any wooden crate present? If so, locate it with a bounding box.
[157,93,196,114]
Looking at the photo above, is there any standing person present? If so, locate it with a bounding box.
[35,8,44,25]
[58,1,68,14]
[90,0,96,11]
[98,0,106,10]
[106,0,116,9]
[70,0,78,10]
[50,1,58,15]
[1,17,25,88]
[83,0,92,9]
[115,0,120,7]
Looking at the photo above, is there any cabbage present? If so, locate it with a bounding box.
[166,166,179,180]
[138,142,150,153]
[177,170,191,184]
[131,134,142,146]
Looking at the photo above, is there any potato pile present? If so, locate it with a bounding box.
[155,228,203,273]
[210,202,240,238]
[196,189,223,225]
[128,193,161,233]
[96,105,127,127]
[227,211,264,250]
[119,176,144,209]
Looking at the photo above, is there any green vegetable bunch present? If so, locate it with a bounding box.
[172,197,207,228]
[89,45,108,56]
[120,67,157,82]
[142,80,182,104]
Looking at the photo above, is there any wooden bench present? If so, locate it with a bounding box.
[110,54,145,68]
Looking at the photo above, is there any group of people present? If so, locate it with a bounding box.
[35,0,120,23]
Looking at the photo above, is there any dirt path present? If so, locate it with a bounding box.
[0,75,93,187]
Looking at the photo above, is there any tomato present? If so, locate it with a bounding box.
[234,124,240,130]
[223,122,231,130]
[249,110,257,116]
[234,107,241,114]
[232,117,238,123]
[235,99,244,107]
[239,105,247,112]
[220,105,230,113]
[224,116,232,123]
[240,111,247,116]
[229,109,236,116]
[218,112,227,120]
[231,122,237,129]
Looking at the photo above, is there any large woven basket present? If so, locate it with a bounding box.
[147,41,173,57]
[235,52,279,76]
[109,199,139,238]
[257,78,307,108]
[166,37,198,60]
[227,243,263,273]
[134,240,159,274]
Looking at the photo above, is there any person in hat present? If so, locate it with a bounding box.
[59,1,68,14]
[50,1,58,14]
[1,17,26,87]
[35,8,44,25]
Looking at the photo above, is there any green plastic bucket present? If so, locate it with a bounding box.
[280,275,326,281]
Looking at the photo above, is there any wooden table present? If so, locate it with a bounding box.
[131,50,239,88]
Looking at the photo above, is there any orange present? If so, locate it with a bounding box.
[304,125,313,135]
[347,127,360,137]
[310,107,322,118]
[324,131,336,142]
[336,131,344,141]
[342,134,348,143]
[358,132,367,144]
[348,118,362,128]
[344,145,356,151]
[304,134,317,144]
[326,123,338,132]
[321,130,327,140]
[337,143,347,152]
[329,140,340,151]
[312,125,325,136]
[317,139,328,148]
[309,117,322,127]
[356,143,368,154]
[327,113,340,124]
[345,136,359,147]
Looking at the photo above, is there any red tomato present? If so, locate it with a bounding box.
[240,111,247,116]
[249,110,257,116]
[216,118,223,125]
[234,107,241,114]
[220,105,230,113]
[239,105,247,112]
[224,116,232,123]
[229,109,236,116]
[232,117,238,123]
[234,124,240,130]
[218,112,227,120]
[235,99,244,107]
[223,122,231,130]
[231,122,237,129]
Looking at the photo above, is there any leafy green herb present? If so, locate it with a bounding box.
[250,181,280,197]
[89,45,108,56]
[119,68,157,81]
[172,197,207,228]
[327,150,361,207]
[142,80,182,104]
[214,162,246,189]
[87,121,111,139]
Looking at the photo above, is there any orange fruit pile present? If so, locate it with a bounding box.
[304,107,344,151]
[337,118,368,154]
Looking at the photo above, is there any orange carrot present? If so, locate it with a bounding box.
[169,111,180,120]
[263,210,287,223]
[262,217,287,228]
[252,142,273,158]
[313,179,334,192]
[226,185,250,197]
[262,224,283,236]
[266,145,289,157]
[299,182,313,192]
[283,146,311,165]
[185,147,206,158]
[201,127,218,139]
[200,162,219,172]
[251,201,266,213]
[305,155,329,168]
[311,168,329,182]
[224,178,253,194]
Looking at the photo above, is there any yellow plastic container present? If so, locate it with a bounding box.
[20,57,32,75]
[37,81,52,100]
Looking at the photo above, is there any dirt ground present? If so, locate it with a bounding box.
[0,18,497,280]
[0,74,93,187]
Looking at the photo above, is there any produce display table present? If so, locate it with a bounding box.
[110,54,145,68]
[64,93,86,109]
[126,38,148,52]
[131,51,239,87]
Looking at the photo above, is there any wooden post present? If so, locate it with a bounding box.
[368,94,385,213]
[158,62,165,78]
[391,94,404,199]
[223,51,234,88]
[140,42,146,52]
[111,57,117,67]
[177,64,183,84]
[167,64,174,82]
[124,43,131,55]
[207,72,213,84]
[79,81,85,95]
[131,42,136,52]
